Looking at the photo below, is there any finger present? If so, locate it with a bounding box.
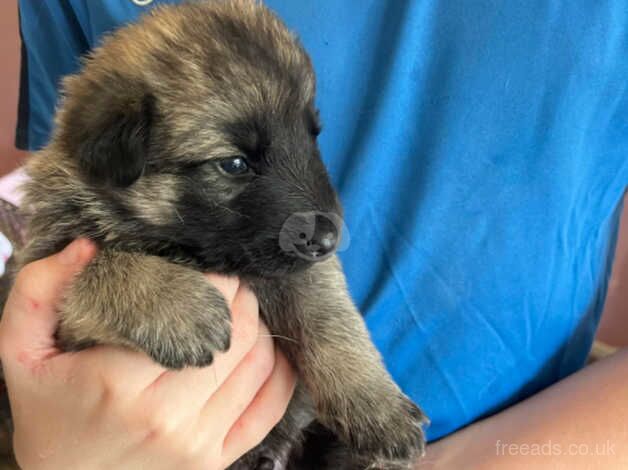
[200,320,276,441]
[48,345,168,399]
[142,283,260,409]
[210,283,260,382]
[204,274,239,307]
[221,349,297,467]
[0,239,97,365]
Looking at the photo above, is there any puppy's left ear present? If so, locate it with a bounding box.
[79,93,155,188]
[58,76,155,188]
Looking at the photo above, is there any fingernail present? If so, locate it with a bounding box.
[59,239,83,265]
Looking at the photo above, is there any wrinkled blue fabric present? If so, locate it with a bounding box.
[17,0,628,440]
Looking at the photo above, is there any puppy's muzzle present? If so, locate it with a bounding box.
[279,211,343,261]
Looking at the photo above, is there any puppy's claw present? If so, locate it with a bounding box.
[342,394,428,467]
[141,293,232,369]
[145,316,231,369]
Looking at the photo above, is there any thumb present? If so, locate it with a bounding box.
[0,239,97,362]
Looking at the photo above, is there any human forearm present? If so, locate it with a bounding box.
[423,348,628,469]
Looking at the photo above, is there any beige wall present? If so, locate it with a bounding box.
[0,0,626,345]
[0,0,26,174]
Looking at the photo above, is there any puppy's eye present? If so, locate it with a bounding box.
[218,156,251,176]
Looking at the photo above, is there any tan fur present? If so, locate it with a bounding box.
[125,175,182,226]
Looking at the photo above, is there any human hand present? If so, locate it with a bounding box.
[0,239,296,470]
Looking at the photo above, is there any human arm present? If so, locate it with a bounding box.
[423,348,628,469]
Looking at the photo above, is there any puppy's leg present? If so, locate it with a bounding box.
[57,249,231,368]
[251,256,427,468]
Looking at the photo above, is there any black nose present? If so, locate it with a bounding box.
[300,214,338,259]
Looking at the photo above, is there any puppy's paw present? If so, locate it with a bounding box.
[57,254,232,369]
[336,391,427,467]
[126,275,232,369]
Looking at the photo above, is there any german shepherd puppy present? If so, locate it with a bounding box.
[16,1,427,468]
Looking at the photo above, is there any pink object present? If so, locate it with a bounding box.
[0,167,27,206]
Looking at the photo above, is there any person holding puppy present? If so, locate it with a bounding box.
[3,0,628,469]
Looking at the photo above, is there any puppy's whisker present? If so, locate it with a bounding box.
[202,193,251,220]
[212,362,218,389]
[258,333,300,345]
[174,208,185,225]
[218,204,250,219]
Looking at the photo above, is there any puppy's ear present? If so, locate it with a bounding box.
[59,76,155,188]
[75,93,155,188]
[77,93,155,188]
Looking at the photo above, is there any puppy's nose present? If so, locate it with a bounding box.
[302,215,338,259]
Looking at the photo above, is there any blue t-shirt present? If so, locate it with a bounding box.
[17,0,628,441]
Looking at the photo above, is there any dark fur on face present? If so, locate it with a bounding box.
[13,1,427,469]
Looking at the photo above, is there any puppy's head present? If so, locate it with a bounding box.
[53,0,342,277]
